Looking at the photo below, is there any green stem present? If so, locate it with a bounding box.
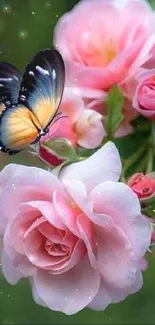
[151,122,155,153]
[145,146,154,174]
[133,154,148,174]
[122,142,148,178]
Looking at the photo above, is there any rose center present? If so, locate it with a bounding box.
[103,41,117,64]
[45,239,69,257]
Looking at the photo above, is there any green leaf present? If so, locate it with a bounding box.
[142,203,155,218]
[141,193,155,206]
[131,115,151,133]
[148,0,155,10]
[105,85,125,139]
[43,138,78,161]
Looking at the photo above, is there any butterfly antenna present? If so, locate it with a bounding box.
[53,114,68,125]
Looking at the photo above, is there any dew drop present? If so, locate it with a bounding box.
[45,2,51,9]
[7,294,10,298]
[64,297,67,301]
[2,5,12,13]
[56,14,59,18]
[32,11,35,15]
[88,296,91,300]
[75,288,78,292]
[18,30,28,39]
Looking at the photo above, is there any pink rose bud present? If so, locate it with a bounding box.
[133,69,155,120]
[128,173,155,199]
[39,146,64,167]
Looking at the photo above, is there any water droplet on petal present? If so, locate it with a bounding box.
[88,296,91,300]
[75,288,78,292]
[64,297,67,301]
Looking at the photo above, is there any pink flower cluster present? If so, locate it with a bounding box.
[46,0,154,150]
[37,0,155,165]
[1,0,155,316]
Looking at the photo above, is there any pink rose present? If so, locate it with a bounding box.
[0,142,151,314]
[54,0,155,92]
[133,69,155,119]
[42,87,104,149]
[128,173,155,199]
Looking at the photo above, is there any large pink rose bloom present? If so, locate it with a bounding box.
[54,0,155,92]
[0,142,151,314]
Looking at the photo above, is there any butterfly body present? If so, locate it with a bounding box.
[0,49,65,155]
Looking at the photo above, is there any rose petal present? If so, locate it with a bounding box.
[90,181,151,258]
[60,141,122,193]
[96,225,137,289]
[31,280,47,307]
[2,251,22,285]
[33,255,100,315]
[76,109,104,149]
[4,224,36,277]
[61,87,85,123]
[64,180,113,229]
[77,213,97,269]
[8,211,41,255]
[0,166,62,224]
[20,201,67,230]
[50,239,86,274]
[53,190,80,236]
[88,269,142,311]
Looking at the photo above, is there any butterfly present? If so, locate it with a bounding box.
[0,48,65,155]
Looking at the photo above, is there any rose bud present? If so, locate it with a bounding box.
[128,173,155,199]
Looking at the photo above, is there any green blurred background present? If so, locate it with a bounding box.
[0,0,155,323]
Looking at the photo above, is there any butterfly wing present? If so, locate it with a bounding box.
[0,105,41,154]
[0,102,5,115]
[0,62,22,106]
[19,48,65,130]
